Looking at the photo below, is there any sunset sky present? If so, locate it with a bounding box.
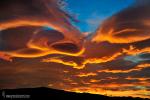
[0,0,150,98]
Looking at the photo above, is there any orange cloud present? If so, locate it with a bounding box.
[66,87,150,98]
[0,51,12,61]
[98,63,150,73]
[125,77,150,81]
[0,0,83,43]
[92,2,150,44]
[76,72,97,77]
[0,0,84,61]
[122,45,150,55]
[42,52,122,69]
[89,79,100,83]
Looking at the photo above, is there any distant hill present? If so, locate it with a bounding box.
[0,87,149,100]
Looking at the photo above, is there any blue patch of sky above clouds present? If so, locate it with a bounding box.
[42,26,53,31]
[124,53,150,63]
[66,0,135,32]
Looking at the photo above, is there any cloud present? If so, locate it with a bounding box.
[76,72,97,77]
[98,63,150,73]
[92,0,150,43]
[0,0,84,60]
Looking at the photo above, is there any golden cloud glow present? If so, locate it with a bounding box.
[66,87,150,98]
[76,72,97,77]
[98,63,150,73]
[42,52,122,69]
[92,2,150,44]
[92,27,150,44]
[125,77,150,81]
[0,0,84,61]
[0,52,12,61]
[122,45,150,55]
[89,79,100,83]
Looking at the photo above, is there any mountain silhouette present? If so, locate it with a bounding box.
[0,87,149,100]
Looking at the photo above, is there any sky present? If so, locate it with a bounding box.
[0,0,150,99]
[66,0,135,32]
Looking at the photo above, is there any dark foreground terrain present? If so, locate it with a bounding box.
[0,87,149,100]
